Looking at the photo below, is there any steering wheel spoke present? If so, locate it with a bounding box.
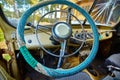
[57,40,67,68]
[37,24,52,31]
[70,37,86,44]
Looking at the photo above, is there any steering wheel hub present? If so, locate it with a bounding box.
[52,22,72,40]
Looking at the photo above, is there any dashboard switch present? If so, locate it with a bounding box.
[28,39,32,43]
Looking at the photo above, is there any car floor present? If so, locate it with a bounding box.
[23,54,108,80]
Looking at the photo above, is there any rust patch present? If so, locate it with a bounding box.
[0,41,7,49]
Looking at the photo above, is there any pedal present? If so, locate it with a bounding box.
[87,67,97,76]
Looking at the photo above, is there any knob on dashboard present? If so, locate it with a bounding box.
[105,32,109,37]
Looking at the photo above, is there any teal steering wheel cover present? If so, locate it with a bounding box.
[17,0,99,78]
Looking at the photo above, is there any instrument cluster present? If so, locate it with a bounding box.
[74,30,94,40]
[73,29,113,41]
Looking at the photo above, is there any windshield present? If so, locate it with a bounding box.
[90,0,120,26]
[0,0,42,27]
[0,0,120,27]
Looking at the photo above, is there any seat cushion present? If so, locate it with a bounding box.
[105,53,120,68]
[102,70,120,80]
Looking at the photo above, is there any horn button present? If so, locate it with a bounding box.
[52,22,72,40]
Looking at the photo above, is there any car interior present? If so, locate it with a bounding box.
[0,0,120,80]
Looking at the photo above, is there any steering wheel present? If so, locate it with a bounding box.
[17,0,99,78]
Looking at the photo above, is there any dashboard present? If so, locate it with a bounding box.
[17,26,113,50]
